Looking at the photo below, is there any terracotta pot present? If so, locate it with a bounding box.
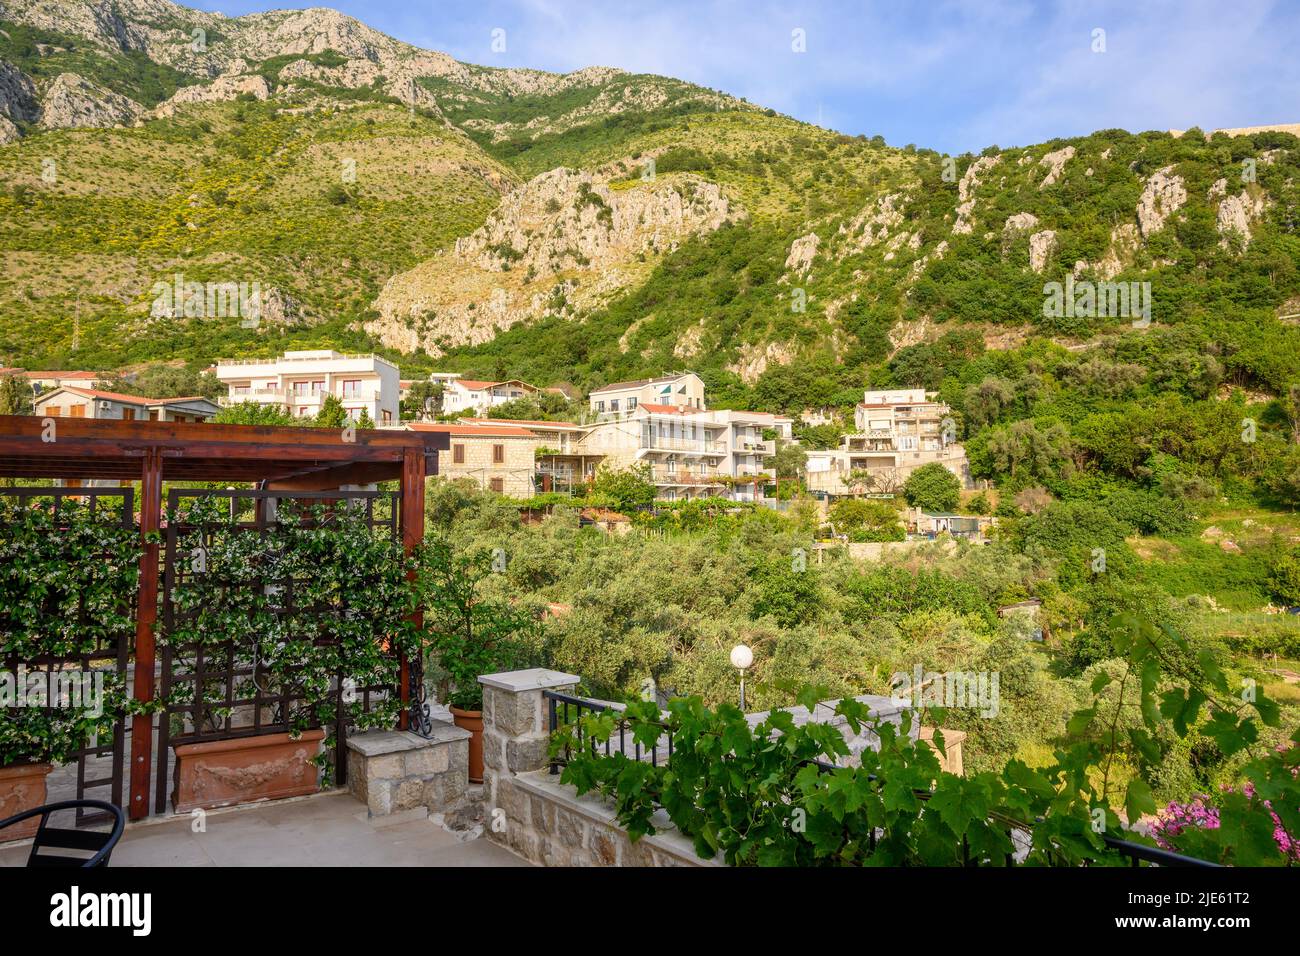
[450,706,484,784]
[172,729,325,813]
[0,762,53,842]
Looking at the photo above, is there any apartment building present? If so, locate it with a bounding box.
[407,422,539,498]
[441,377,539,416]
[805,388,969,498]
[588,372,705,420]
[214,350,400,423]
[579,402,793,501]
[34,387,218,423]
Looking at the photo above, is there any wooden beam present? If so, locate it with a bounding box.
[398,447,427,731]
[129,447,163,820]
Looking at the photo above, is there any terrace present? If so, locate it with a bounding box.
[0,417,1256,868]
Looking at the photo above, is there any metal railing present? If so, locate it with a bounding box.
[543,691,1216,868]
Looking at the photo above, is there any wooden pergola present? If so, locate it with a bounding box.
[0,415,449,819]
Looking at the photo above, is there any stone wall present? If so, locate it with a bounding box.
[478,668,717,867]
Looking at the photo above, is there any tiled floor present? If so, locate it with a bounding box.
[0,790,529,867]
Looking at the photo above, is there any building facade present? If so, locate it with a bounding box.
[805,388,969,498]
[214,350,400,423]
[588,373,706,420]
[34,387,219,423]
[440,378,539,416]
[407,422,539,498]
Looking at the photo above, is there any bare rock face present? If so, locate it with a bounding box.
[1028,230,1057,274]
[367,167,741,356]
[952,156,999,235]
[1216,188,1267,249]
[0,60,40,125]
[0,115,18,145]
[784,232,820,277]
[151,74,271,117]
[727,341,797,385]
[1003,212,1039,234]
[39,72,142,129]
[1136,166,1187,236]
[840,192,906,253]
[1038,146,1075,188]
[1095,223,1141,280]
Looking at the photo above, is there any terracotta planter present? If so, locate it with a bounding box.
[172,729,324,813]
[450,707,484,784]
[0,762,53,842]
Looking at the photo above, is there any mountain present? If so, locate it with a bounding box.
[0,1,1298,457]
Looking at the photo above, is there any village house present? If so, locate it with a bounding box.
[439,377,540,416]
[405,422,539,498]
[34,387,219,423]
[588,372,706,420]
[214,350,400,423]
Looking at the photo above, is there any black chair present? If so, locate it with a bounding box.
[0,799,125,867]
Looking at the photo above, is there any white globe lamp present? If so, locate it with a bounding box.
[730,644,753,709]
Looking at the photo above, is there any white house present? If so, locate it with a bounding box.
[440,378,539,416]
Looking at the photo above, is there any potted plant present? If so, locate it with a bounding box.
[418,541,537,783]
[1,675,136,840]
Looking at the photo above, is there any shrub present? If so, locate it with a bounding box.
[903,463,962,512]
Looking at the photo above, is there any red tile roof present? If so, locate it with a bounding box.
[23,370,100,380]
[40,387,213,407]
[461,417,580,428]
[408,423,536,438]
[639,403,695,415]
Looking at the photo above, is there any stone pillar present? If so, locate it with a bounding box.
[478,668,580,849]
[346,723,471,820]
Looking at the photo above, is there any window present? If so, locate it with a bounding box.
[48,407,61,417]
[596,401,605,413]
[69,405,84,418]
[342,380,361,397]
[492,444,504,464]
[122,408,135,421]
[453,444,465,464]
[489,477,504,493]
[610,399,620,412]
[382,410,392,423]
[628,397,637,410]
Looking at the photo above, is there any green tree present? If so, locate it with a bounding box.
[767,439,808,480]
[591,463,656,513]
[315,394,349,429]
[903,462,961,511]
[401,381,443,421]
[828,499,904,541]
[213,401,297,426]
[0,374,33,415]
[1267,546,1300,607]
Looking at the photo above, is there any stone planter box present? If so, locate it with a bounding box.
[0,762,53,842]
[172,729,324,813]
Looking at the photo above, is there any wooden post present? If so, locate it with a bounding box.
[129,447,163,820]
[398,447,427,730]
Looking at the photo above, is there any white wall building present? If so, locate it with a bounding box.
[440,378,539,416]
[214,350,400,423]
[588,372,705,420]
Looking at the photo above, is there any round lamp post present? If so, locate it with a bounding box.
[730,643,753,710]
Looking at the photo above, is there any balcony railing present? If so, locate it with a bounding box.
[642,436,726,455]
[648,468,724,486]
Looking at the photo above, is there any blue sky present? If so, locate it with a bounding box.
[191,0,1299,154]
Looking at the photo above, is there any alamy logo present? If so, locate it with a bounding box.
[1,666,104,717]
[1042,277,1151,326]
[890,665,999,718]
[50,887,151,936]
[150,273,262,327]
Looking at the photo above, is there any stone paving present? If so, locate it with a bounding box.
[0,789,529,867]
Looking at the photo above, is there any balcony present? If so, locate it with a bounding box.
[648,467,724,486]
[641,435,726,455]
[734,439,775,456]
